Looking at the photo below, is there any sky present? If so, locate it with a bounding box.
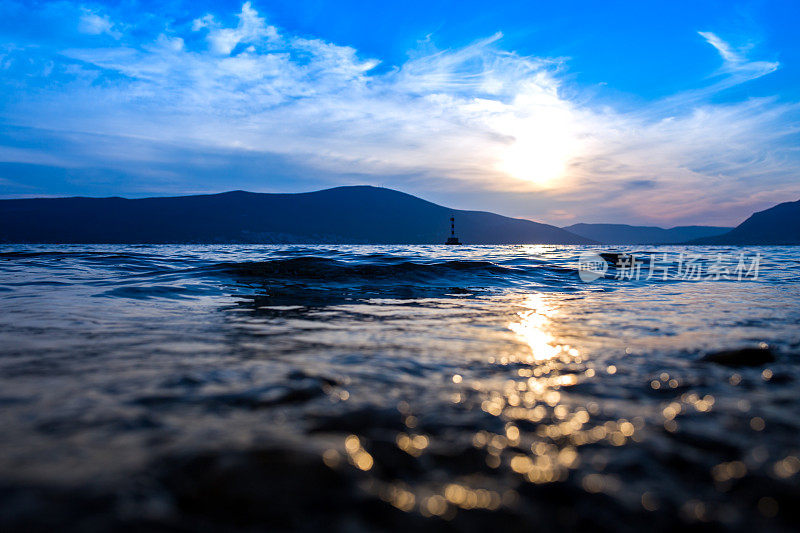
[1,0,799,226]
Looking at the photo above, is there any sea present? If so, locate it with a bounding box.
[0,244,799,531]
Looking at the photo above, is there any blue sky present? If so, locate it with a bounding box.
[1,0,799,225]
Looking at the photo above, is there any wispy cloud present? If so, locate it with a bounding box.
[698,31,742,63]
[698,30,779,83]
[0,2,797,225]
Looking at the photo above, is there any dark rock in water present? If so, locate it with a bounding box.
[701,347,775,367]
[599,252,649,269]
[600,252,624,265]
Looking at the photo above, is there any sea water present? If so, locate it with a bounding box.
[1,245,799,530]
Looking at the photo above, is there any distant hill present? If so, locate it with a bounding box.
[0,186,592,244]
[691,199,800,245]
[562,223,731,244]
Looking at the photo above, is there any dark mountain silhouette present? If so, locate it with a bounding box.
[563,223,731,244]
[690,199,800,245]
[0,186,592,244]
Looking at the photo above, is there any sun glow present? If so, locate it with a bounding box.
[497,137,571,186]
[491,84,581,186]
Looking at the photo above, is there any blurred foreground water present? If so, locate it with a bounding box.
[0,245,799,531]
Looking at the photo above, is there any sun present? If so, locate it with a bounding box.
[490,90,580,187]
[495,119,578,186]
[497,140,570,186]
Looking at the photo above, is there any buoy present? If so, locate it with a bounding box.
[445,215,461,245]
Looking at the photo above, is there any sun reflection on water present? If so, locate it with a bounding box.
[322,292,628,519]
[508,294,562,362]
[307,284,796,525]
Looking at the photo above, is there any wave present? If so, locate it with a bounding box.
[5,246,781,302]
[202,256,575,287]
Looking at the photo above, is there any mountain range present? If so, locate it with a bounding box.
[0,186,590,244]
[689,199,800,245]
[562,223,732,244]
[1,186,797,245]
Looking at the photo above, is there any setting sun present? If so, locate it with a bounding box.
[492,88,580,186]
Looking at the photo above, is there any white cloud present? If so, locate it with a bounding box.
[193,1,278,55]
[77,7,119,38]
[2,3,799,225]
[156,34,184,52]
[698,31,778,81]
[698,31,742,63]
